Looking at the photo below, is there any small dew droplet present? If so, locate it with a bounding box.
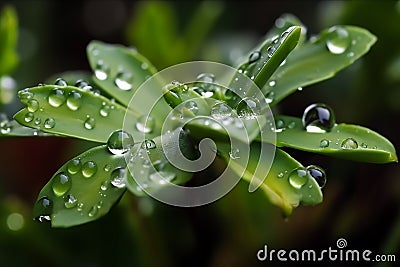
[236,97,261,119]
[52,172,71,196]
[24,112,34,123]
[135,115,154,133]
[341,138,358,149]
[95,60,109,80]
[44,117,56,129]
[320,139,330,148]
[248,51,261,64]
[84,116,96,130]
[82,161,97,178]
[88,206,98,217]
[210,102,232,121]
[141,139,156,150]
[54,78,67,87]
[110,168,127,188]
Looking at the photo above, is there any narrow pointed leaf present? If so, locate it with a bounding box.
[265,26,377,105]
[217,142,323,215]
[33,145,126,227]
[273,116,397,163]
[0,5,18,75]
[13,85,141,143]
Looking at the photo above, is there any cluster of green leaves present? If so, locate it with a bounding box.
[1,14,397,227]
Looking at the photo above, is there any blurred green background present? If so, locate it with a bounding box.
[0,1,399,266]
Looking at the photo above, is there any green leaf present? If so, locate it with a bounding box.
[265,26,377,105]
[33,145,126,227]
[0,119,52,137]
[13,85,139,143]
[217,141,323,215]
[234,26,301,89]
[125,128,195,196]
[0,5,18,76]
[87,40,157,107]
[273,116,398,163]
[264,13,305,43]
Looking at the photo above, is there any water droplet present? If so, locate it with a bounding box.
[88,206,98,217]
[149,171,176,185]
[110,168,126,188]
[196,73,215,84]
[34,117,41,125]
[48,88,66,107]
[82,161,97,178]
[34,196,52,222]
[135,115,155,133]
[277,172,284,178]
[236,97,261,119]
[320,139,330,148]
[302,103,335,133]
[141,139,156,150]
[361,142,368,149]
[77,203,84,212]
[281,30,290,40]
[307,165,326,188]
[104,164,111,172]
[267,45,276,57]
[54,78,67,87]
[52,172,71,196]
[99,102,111,117]
[268,80,276,87]
[265,91,275,104]
[84,116,96,130]
[67,158,81,174]
[141,62,148,70]
[183,101,199,115]
[107,130,134,155]
[95,60,109,80]
[74,79,93,91]
[100,180,109,191]
[27,99,39,112]
[229,148,240,159]
[248,51,261,64]
[275,119,285,129]
[211,102,232,121]
[19,89,34,101]
[297,87,303,91]
[44,117,56,129]
[67,91,82,111]
[64,194,78,209]
[288,168,308,189]
[114,71,133,91]
[326,26,350,54]
[24,112,34,122]
[341,138,358,149]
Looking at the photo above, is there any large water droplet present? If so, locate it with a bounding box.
[211,102,232,121]
[44,117,56,129]
[341,138,358,149]
[54,78,67,87]
[302,103,335,133]
[135,115,154,133]
[236,97,261,119]
[82,161,97,178]
[288,168,308,189]
[141,139,156,150]
[326,26,350,54]
[64,194,78,209]
[27,99,39,112]
[67,91,82,111]
[248,51,261,64]
[67,158,81,174]
[307,165,326,188]
[320,139,330,148]
[107,130,134,155]
[48,88,66,107]
[24,112,34,123]
[52,172,71,196]
[95,60,109,80]
[84,116,96,130]
[110,168,126,188]
[114,71,133,91]
[35,196,52,222]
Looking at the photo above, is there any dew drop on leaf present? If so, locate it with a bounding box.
[302,103,335,133]
[88,206,98,217]
[265,91,275,104]
[34,196,53,222]
[34,117,41,125]
[288,168,308,189]
[82,161,97,178]
[64,194,78,209]
[74,79,92,91]
[48,88,66,107]
[24,112,34,122]
[326,26,350,55]
[110,168,126,188]
[44,117,56,129]
[114,71,133,91]
[107,130,134,155]
[141,139,156,150]
[361,142,368,148]
[54,78,67,87]
[27,99,39,112]
[84,116,96,130]
[320,139,330,148]
[236,97,261,119]
[211,102,232,121]
[52,172,71,196]
[307,165,326,188]
[135,115,154,133]
[248,51,261,64]
[341,138,358,149]
[67,158,81,174]
[66,91,82,111]
[95,60,109,80]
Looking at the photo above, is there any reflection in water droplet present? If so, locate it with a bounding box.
[288,168,308,189]
[320,139,330,148]
[268,80,276,87]
[341,138,358,149]
[307,165,326,188]
[77,203,84,212]
[35,196,53,222]
[84,116,96,130]
[302,103,335,133]
[361,143,368,148]
[54,78,67,87]
[24,112,34,123]
[326,26,350,55]
[110,168,126,188]
[107,130,134,155]
[48,88,66,107]
[114,71,133,91]
[67,158,81,174]
[64,194,78,209]
[27,99,39,112]
[95,60,109,80]
[236,97,261,119]
[34,117,41,125]
[211,102,232,121]
[135,115,154,133]
[67,91,82,111]
[44,117,56,129]
[248,51,261,64]
[82,161,97,178]
[52,172,71,196]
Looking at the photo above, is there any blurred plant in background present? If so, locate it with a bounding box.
[0,1,398,267]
